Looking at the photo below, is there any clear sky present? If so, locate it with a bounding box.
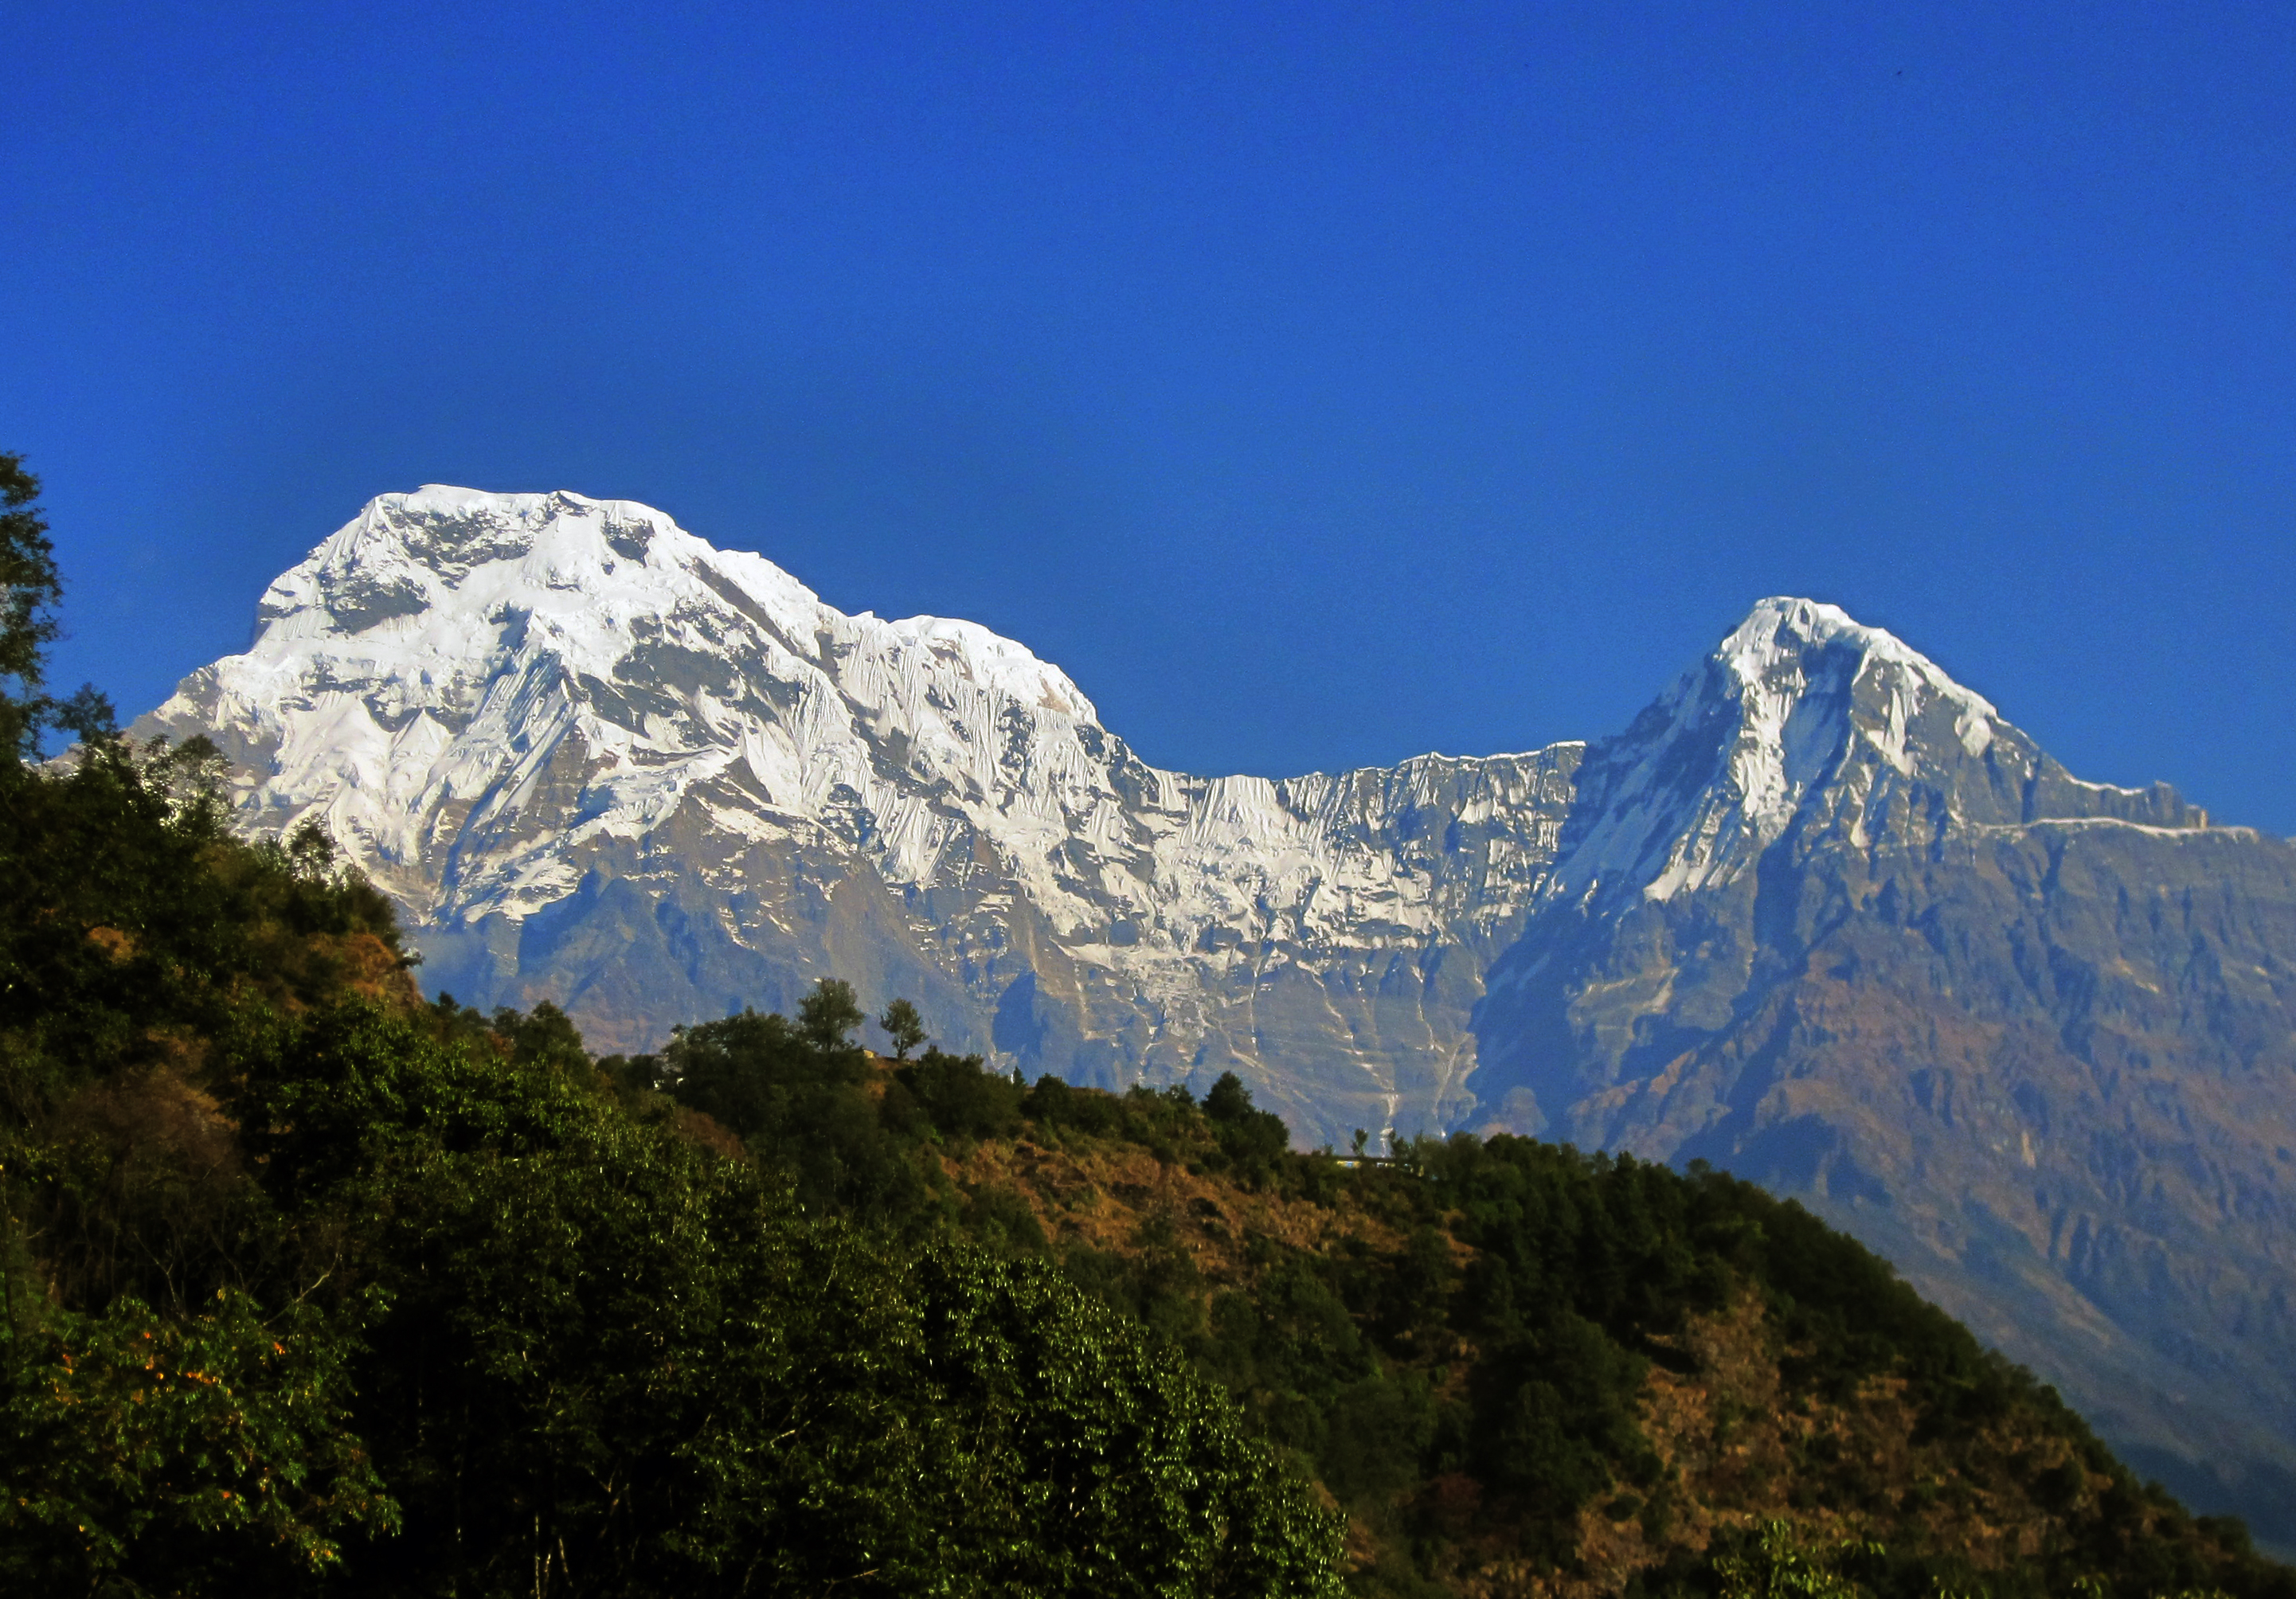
[6,2,2293,830]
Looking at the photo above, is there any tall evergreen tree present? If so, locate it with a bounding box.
[879,997,928,1060]
[0,453,59,763]
[0,452,108,764]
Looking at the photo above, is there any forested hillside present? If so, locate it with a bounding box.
[2,455,2288,1597]
[602,996,2288,1599]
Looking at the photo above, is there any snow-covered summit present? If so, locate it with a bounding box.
[1718,596,2000,751]
[151,487,1148,918]
[248,486,1094,717]
[1547,596,2038,905]
[142,487,1574,969]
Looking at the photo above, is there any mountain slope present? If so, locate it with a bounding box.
[642,1018,2294,1599]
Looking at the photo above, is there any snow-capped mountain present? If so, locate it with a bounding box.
[136,491,2214,1138]
[139,487,2296,1541]
[1474,592,2212,1117]
[140,486,1580,1136]
[1532,594,2200,913]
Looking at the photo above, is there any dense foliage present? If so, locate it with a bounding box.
[0,742,1344,1595]
[632,1022,2291,1599]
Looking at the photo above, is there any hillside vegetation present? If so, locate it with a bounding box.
[608,998,2292,1599]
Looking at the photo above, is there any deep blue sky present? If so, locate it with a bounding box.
[7,2,2294,829]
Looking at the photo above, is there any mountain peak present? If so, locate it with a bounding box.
[320,485,699,574]
[1718,596,1999,737]
[1540,598,2021,906]
[1714,596,2004,769]
[259,486,1105,721]
[251,486,818,649]
[1720,596,1891,678]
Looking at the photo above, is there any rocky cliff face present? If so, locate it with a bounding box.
[136,489,2296,1545]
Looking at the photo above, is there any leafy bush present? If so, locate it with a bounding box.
[0,1288,391,1595]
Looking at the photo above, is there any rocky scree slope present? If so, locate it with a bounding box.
[136,488,2296,1547]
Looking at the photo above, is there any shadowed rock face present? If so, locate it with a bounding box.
[139,493,2296,1546]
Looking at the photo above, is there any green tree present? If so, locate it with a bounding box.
[796,976,865,1051]
[0,1289,394,1595]
[661,1004,923,1221]
[1201,1073,1290,1186]
[879,996,928,1060]
[0,452,108,764]
[1715,1519,1883,1599]
[0,452,58,763]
